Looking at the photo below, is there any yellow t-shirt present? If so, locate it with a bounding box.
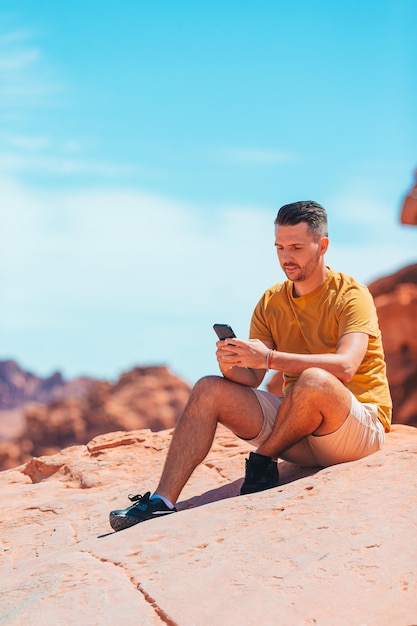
[250,268,392,431]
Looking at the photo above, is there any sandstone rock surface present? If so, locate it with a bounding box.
[1,424,416,625]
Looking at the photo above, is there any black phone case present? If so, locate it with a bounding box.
[213,324,236,340]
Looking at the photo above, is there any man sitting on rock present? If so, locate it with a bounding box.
[109,200,392,531]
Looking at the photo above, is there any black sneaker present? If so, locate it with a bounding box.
[109,491,177,531]
[240,452,279,495]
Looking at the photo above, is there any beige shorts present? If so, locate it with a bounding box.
[247,388,385,467]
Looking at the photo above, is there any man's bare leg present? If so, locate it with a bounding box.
[109,375,265,530]
[154,375,264,504]
[256,367,352,459]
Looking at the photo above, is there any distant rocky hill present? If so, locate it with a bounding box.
[0,363,191,470]
[0,359,95,410]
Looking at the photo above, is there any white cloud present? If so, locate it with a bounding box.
[216,147,296,165]
[0,29,32,45]
[3,133,52,150]
[0,26,64,106]
[0,47,40,71]
[0,129,154,178]
[0,178,276,314]
[332,186,394,226]
[0,150,153,178]
[62,141,83,154]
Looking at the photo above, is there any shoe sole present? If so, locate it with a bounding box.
[109,510,176,532]
[240,482,279,495]
[109,513,143,532]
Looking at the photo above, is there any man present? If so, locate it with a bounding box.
[109,201,392,531]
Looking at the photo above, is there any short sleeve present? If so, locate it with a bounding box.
[337,284,379,338]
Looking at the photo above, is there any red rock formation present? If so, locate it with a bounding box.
[0,365,191,470]
[400,169,417,225]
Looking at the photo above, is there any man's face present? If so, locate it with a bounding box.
[274,222,327,283]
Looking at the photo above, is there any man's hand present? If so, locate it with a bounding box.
[216,338,270,370]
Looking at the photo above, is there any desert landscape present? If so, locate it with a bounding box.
[0,186,416,625]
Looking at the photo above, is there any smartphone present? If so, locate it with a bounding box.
[213,323,236,340]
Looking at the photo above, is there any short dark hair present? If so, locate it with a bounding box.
[274,201,328,238]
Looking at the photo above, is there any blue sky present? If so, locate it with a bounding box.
[1,1,416,385]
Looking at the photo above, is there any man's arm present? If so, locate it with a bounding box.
[219,332,368,384]
[268,332,368,382]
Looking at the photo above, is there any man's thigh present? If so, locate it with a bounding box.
[281,393,385,467]
[210,376,265,441]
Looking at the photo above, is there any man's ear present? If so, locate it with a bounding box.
[320,237,329,255]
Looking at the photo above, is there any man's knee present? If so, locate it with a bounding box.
[193,374,223,391]
[296,367,338,394]
[191,375,247,413]
[191,375,227,404]
[294,368,350,416]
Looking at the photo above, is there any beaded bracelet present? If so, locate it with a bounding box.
[266,349,274,371]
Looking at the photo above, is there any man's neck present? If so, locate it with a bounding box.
[292,266,330,297]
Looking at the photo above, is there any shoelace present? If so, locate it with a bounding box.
[128,491,151,504]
